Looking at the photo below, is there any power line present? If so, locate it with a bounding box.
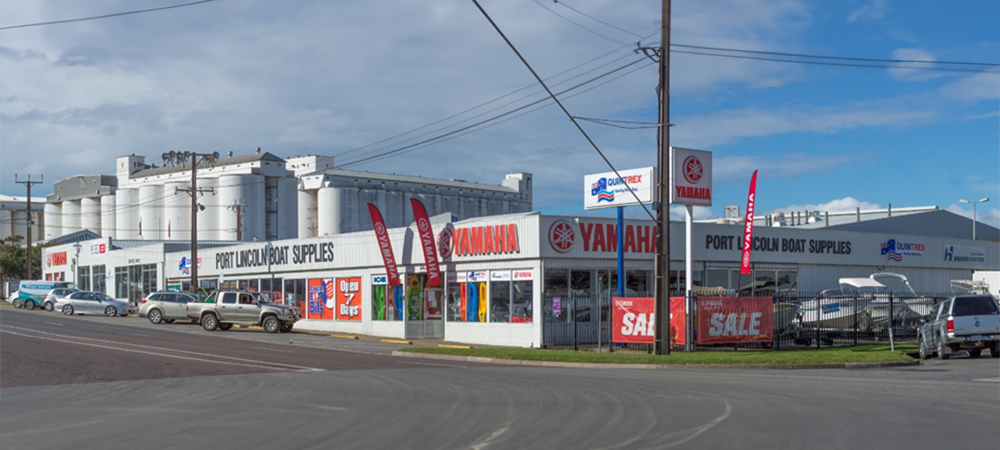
[671,43,1000,67]
[532,0,629,45]
[0,0,223,31]
[554,0,646,39]
[672,49,999,74]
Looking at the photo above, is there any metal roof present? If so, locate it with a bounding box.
[312,168,521,194]
[110,239,242,251]
[130,152,285,179]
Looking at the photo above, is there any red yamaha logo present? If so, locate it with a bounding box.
[682,155,703,184]
[548,220,575,253]
[438,228,453,258]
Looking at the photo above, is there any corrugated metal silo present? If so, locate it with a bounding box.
[317,186,342,236]
[138,184,163,239]
[62,200,81,235]
[80,197,101,233]
[164,181,189,240]
[197,177,218,240]
[44,203,62,240]
[101,195,116,238]
[297,188,316,238]
[116,188,138,239]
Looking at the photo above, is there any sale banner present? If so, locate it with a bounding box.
[335,277,362,321]
[697,296,773,344]
[613,297,654,344]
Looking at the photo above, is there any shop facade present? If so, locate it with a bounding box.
[43,213,997,348]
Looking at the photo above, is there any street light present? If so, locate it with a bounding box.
[959,197,990,240]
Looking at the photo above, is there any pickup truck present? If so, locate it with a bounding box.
[186,290,300,333]
[917,294,1000,360]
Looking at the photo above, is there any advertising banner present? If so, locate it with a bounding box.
[306,278,335,320]
[740,170,758,275]
[367,203,401,285]
[410,198,442,287]
[612,297,686,345]
[584,167,654,210]
[335,277,362,321]
[944,244,986,263]
[697,296,773,344]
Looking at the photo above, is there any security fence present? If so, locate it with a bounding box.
[541,291,955,352]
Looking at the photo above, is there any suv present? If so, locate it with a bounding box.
[185,290,299,333]
[140,292,199,324]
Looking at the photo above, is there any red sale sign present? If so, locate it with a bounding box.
[697,296,773,344]
[612,297,686,345]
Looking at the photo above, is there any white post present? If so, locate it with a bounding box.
[685,205,693,352]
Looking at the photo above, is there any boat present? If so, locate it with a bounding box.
[869,272,936,317]
[796,284,872,331]
[950,279,990,295]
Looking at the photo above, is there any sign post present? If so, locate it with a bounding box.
[669,147,713,352]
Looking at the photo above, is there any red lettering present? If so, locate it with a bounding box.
[607,224,617,252]
[593,223,606,252]
[457,228,470,256]
[625,225,637,253]
[470,226,483,255]
[506,224,518,253]
[484,225,495,254]
[494,225,506,253]
[637,226,651,253]
[579,222,594,252]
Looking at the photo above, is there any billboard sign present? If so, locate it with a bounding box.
[697,297,773,344]
[670,147,713,206]
[583,167,654,210]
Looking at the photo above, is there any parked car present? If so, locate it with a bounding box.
[17,280,76,310]
[43,288,80,312]
[7,290,19,307]
[60,291,135,317]
[139,292,199,324]
[918,294,1000,360]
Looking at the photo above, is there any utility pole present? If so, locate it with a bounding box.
[175,151,218,296]
[228,199,248,241]
[654,0,672,355]
[15,174,43,280]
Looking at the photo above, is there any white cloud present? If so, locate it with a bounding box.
[673,105,937,148]
[848,0,888,22]
[777,196,882,214]
[939,68,1000,101]
[887,48,945,81]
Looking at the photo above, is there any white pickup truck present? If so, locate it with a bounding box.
[917,294,1000,360]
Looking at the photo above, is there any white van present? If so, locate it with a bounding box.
[17,280,76,310]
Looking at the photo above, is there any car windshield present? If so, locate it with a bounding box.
[96,293,114,301]
[254,292,271,304]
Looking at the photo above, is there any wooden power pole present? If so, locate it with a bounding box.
[15,174,43,280]
[175,152,218,296]
[654,0,672,355]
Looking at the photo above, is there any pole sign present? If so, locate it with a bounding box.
[669,147,713,206]
[583,167,654,210]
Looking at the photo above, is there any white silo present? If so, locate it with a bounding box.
[80,197,101,233]
[138,184,163,239]
[101,195,116,238]
[218,174,245,240]
[62,200,81,235]
[297,189,316,238]
[116,188,139,239]
[196,177,218,241]
[317,186,342,236]
[44,203,62,240]
[163,181,190,240]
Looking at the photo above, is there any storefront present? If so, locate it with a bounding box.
[43,213,997,348]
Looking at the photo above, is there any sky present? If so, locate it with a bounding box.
[1,0,998,231]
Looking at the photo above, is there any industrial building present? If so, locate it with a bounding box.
[38,151,533,243]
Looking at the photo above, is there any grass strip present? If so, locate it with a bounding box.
[400,343,918,365]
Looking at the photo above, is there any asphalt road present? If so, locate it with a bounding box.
[2,307,998,450]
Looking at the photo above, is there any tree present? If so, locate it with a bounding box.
[0,235,26,284]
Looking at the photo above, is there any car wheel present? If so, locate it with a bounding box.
[968,349,982,358]
[918,338,930,360]
[104,306,117,317]
[937,339,950,360]
[12,298,22,308]
[44,302,54,312]
[63,305,74,315]
[24,300,35,311]
[201,314,218,331]
[163,319,175,324]
[148,309,163,324]
[262,316,280,333]
[218,323,233,331]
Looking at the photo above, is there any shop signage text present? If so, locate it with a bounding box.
[215,242,334,270]
[705,234,852,255]
[451,223,519,257]
[578,223,657,253]
[47,251,68,267]
[881,239,924,262]
[944,244,986,263]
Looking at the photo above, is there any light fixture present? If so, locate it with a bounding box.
[958,197,990,240]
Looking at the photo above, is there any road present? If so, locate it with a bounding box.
[2,308,998,450]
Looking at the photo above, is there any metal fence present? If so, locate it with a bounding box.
[542,291,954,352]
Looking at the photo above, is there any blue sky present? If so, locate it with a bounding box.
[1,0,998,229]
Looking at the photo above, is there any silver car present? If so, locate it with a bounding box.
[43,288,79,312]
[139,292,198,324]
[60,291,134,317]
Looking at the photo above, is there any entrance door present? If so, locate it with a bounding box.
[423,288,443,338]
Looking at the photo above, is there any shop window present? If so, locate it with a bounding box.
[115,267,128,299]
[371,278,403,321]
[284,279,305,310]
[446,281,462,322]
[78,266,91,291]
[93,265,106,295]
[626,270,651,295]
[544,269,568,297]
[490,280,510,323]
[405,274,426,321]
[570,270,591,299]
[777,271,797,296]
[511,279,532,323]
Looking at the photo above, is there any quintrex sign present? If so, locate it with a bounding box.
[215,242,335,270]
[705,234,852,255]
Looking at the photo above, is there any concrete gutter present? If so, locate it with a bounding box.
[392,351,922,370]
